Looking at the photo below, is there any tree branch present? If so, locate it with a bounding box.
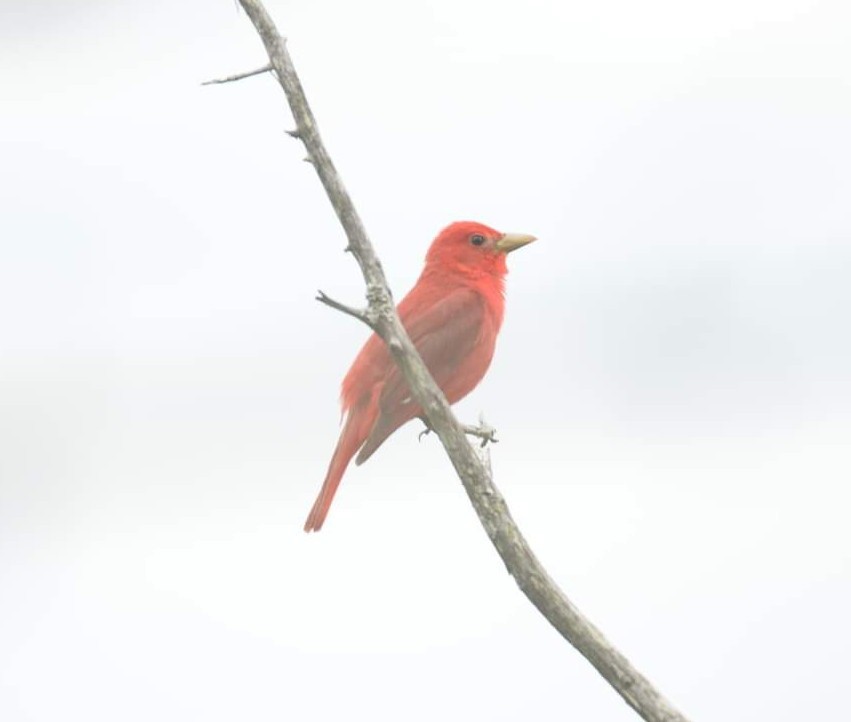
[220,3,692,721]
[201,63,273,85]
[315,290,374,327]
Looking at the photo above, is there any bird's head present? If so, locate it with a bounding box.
[424,221,536,278]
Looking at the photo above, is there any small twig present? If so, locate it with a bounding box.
[315,291,374,326]
[202,63,273,85]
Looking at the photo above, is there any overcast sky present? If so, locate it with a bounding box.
[2,1,850,720]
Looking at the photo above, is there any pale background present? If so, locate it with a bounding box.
[2,1,850,720]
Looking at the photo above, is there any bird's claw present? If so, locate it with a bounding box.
[474,425,499,447]
[479,432,498,448]
[467,413,498,447]
[417,416,497,446]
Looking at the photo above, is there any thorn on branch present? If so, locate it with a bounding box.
[201,64,273,86]
[285,128,301,139]
[303,155,314,164]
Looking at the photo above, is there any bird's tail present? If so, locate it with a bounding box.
[303,401,375,532]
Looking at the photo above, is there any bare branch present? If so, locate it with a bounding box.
[224,3,692,721]
[315,290,374,327]
[201,63,272,85]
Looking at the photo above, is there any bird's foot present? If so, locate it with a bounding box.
[417,414,498,447]
[462,413,499,448]
[418,421,433,442]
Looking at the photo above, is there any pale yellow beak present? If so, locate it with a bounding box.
[495,232,537,254]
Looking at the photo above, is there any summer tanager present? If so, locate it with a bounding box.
[304,221,535,532]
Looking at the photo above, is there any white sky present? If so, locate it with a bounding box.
[2,1,851,720]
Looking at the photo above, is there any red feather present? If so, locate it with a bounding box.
[304,221,534,531]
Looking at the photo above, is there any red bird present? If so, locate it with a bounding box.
[304,221,536,532]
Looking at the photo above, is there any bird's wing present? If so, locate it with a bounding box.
[355,286,491,464]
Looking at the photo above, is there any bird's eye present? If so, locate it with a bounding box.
[470,234,486,246]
